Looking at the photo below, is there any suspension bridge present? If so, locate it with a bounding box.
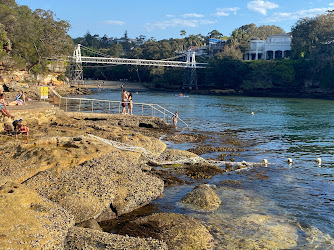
[71,44,207,89]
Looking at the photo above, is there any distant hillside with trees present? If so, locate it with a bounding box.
[1,0,333,97]
[0,0,73,76]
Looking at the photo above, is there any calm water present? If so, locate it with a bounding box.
[83,88,334,247]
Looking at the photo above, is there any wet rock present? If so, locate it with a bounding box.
[76,219,103,232]
[163,133,207,144]
[181,184,222,211]
[24,151,164,223]
[185,162,223,180]
[218,179,243,188]
[188,145,244,156]
[150,169,186,187]
[158,148,203,163]
[65,226,168,249]
[0,177,75,249]
[118,213,214,250]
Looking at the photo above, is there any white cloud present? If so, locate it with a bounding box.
[247,0,279,15]
[102,20,125,26]
[329,3,334,6]
[182,13,204,18]
[265,7,332,22]
[216,7,240,16]
[166,14,175,18]
[145,19,215,31]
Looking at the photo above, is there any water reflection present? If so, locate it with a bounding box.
[80,89,334,245]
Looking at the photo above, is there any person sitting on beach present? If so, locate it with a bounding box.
[0,93,14,119]
[12,118,22,138]
[8,89,26,105]
[12,118,29,138]
[19,121,29,137]
[127,92,133,115]
[121,89,128,114]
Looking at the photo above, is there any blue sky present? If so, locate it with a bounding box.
[16,0,334,40]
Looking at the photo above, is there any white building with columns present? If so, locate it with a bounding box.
[244,33,291,60]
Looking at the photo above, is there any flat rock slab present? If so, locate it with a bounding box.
[24,151,164,223]
[0,176,75,249]
[6,100,54,111]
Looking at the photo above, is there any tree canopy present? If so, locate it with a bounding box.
[0,0,73,73]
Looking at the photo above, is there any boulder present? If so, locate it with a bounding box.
[24,151,164,223]
[0,176,75,249]
[65,227,168,249]
[118,213,214,250]
[181,184,222,211]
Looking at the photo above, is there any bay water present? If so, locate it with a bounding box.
[81,88,334,248]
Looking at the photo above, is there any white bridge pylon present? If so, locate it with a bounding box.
[73,44,207,68]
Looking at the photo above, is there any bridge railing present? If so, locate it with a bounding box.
[50,88,188,128]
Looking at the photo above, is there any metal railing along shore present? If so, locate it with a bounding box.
[50,88,188,128]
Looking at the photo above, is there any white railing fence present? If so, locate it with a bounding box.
[50,88,188,128]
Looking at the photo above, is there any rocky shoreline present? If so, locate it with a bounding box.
[2,84,332,249]
[0,92,236,249]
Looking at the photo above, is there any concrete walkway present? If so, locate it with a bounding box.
[7,101,54,112]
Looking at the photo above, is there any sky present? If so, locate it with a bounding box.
[16,0,334,40]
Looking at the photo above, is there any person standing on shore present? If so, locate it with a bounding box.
[127,93,133,115]
[173,111,178,128]
[121,89,128,114]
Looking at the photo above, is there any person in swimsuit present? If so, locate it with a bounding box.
[121,89,128,114]
[172,111,178,128]
[8,89,26,105]
[0,93,14,119]
[127,93,133,115]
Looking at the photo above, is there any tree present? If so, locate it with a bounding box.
[291,12,334,87]
[229,23,285,53]
[208,30,222,39]
[180,30,186,38]
[109,44,124,57]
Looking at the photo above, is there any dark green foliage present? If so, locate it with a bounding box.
[207,57,248,89]
[291,11,334,88]
[0,1,73,73]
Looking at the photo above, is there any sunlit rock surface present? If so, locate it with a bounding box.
[0,176,75,249]
[118,213,215,250]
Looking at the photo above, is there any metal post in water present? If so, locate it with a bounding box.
[118,103,121,114]
[109,102,111,114]
[142,104,144,116]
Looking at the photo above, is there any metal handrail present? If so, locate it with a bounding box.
[49,88,188,128]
